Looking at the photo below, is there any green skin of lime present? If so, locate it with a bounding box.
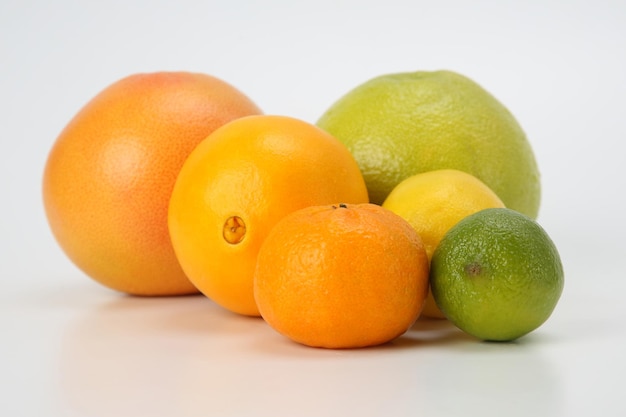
[430,208,564,342]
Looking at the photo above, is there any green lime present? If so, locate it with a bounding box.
[430,208,563,341]
[316,70,541,218]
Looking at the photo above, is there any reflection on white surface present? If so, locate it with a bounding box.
[57,293,562,417]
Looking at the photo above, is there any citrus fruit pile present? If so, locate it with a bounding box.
[43,70,563,348]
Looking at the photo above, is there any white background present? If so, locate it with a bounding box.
[2,1,625,416]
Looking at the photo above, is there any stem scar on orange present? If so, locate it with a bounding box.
[253,203,430,349]
[42,71,262,296]
[168,115,369,316]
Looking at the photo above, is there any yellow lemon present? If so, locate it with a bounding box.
[382,169,505,318]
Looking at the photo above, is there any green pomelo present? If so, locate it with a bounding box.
[316,70,541,218]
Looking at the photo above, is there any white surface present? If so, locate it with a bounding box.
[2,1,625,416]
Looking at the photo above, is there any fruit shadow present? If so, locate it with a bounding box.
[377,316,474,350]
[99,292,265,336]
[246,315,477,358]
[56,289,502,362]
[129,296,473,353]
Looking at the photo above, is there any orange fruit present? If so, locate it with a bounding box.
[168,115,369,316]
[253,203,430,349]
[43,71,262,296]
